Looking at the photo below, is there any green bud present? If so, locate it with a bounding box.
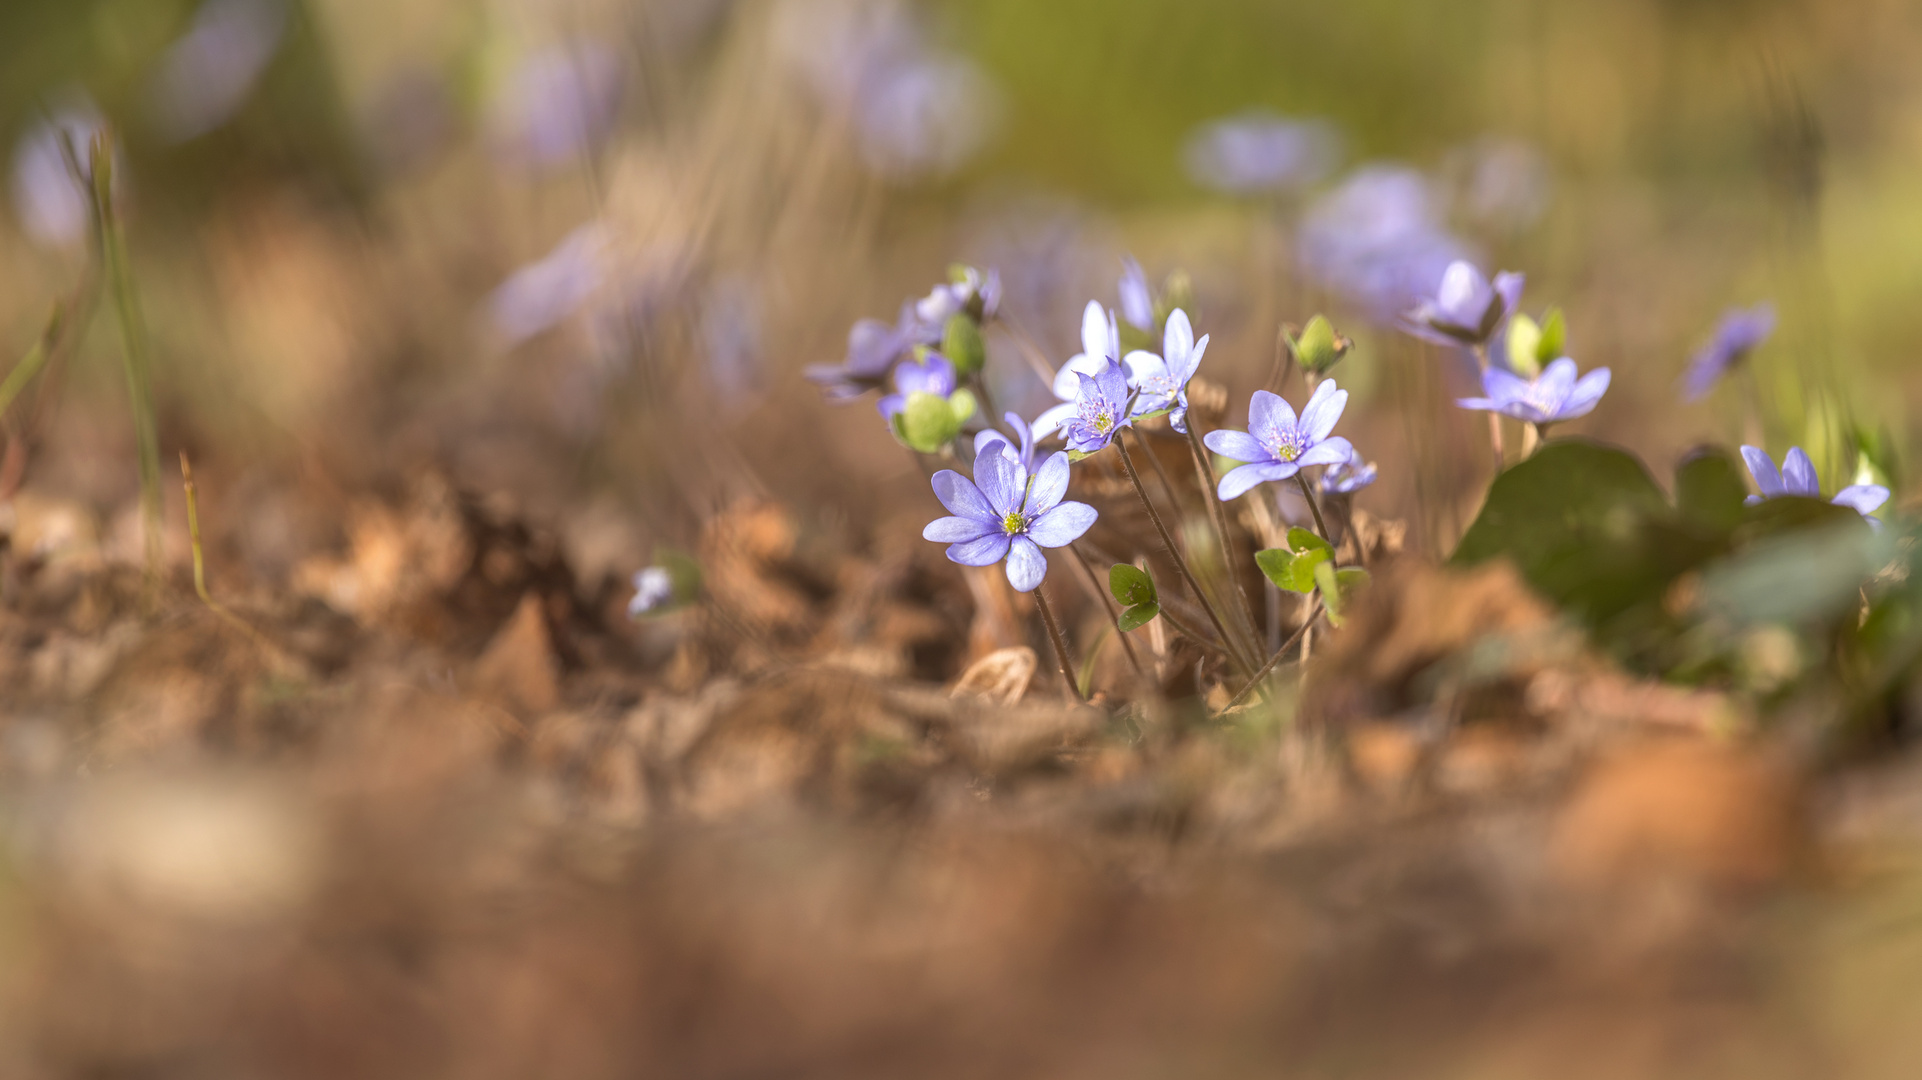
[941,314,986,377]
[1506,315,1543,377]
[1535,307,1566,362]
[1291,315,1351,375]
[894,391,966,453]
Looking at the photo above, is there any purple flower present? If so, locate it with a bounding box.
[1034,301,1122,437]
[916,265,1001,326]
[488,224,608,346]
[1681,304,1776,401]
[1123,308,1208,433]
[1298,166,1471,321]
[488,41,624,168]
[1741,446,1889,521]
[877,352,957,424]
[148,0,286,142]
[11,104,113,251]
[1060,360,1134,455]
[806,303,922,401]
[628,567,675,617]
[1403,260,1524,346]
[1319,447,1379,496]
[1183,111,1340,195]
[1118,256,1154,331]
[973,411,1036,471]
[1203,381,1354,501]
[923,446,1098,592]
[1456,356,1610,425]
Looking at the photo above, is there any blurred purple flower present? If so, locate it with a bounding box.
[923,446,1097,592]
[1117,256,1153,331]
[1682,303,1776,401]
[489,225,608,345]
[877,351,956,425]
[915,265,1000,326]
[1403,260,1524,347]
[1453,137,1551,230]
[628,567,675,617]
[1741,446,1889,521]
[1457,356,1610,425]
[1184,111,1340,195]
[702,276,762,404]
[1299,166,1473,322]
[1034,301,1121,437]
[1319,447,1379,496]
[1060,360,1133,456]
[974,411,1036,471]
[9,102,113,250]
[1204,382,1353,501]
[1124,308,1208,433]
[775,0,999,181]
[806,303,922,401]
[149,0,286,141]
[489,41,624,167]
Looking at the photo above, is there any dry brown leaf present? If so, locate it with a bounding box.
[950,646,1036,707]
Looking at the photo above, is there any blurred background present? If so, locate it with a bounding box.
[4,0,1920,584]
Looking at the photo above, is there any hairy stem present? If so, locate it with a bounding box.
[1223,600,1321,711]
[1293,473,1331,543]
[1179,420,1263,657]
[1469,343,1505,467]
[1068,543,1144,677]
[1114,434,1252,676]
[1032,586,1086,703]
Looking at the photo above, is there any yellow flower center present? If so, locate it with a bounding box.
[1001,511,1026,535]
[1093,411,1113,435]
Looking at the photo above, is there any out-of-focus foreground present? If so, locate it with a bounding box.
[4,0,1922,1076]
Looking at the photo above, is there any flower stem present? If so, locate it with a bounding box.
[1068,542,1144,678]
[1032,586,1086,703]
[1293,473,1331,543]
[1223,600,1321,712]
[1520,421,1541,459]
[1179,420,1263,656]
[1469,343,1505,467]
[1114,433,1253,676]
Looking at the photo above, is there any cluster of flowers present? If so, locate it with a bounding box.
[631,254,1889,636]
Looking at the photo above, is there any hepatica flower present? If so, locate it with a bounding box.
[1403,260,1524,347]
[1456,356,1610,425]
[877,351,956,423]
[1124,308,1208,433]
[1035,301,1122,437]
[1061,360,1134,456]
[924,447,1097,592]
[1299,166,1469,322]
[1118,256,1154,331]
[628,567,674,617]
[148,0,287,142]
[1319,447,1379,496]
[806,303,922,401]
[916,265,1001,326]
[1741,446,1889,521]
[1681,303,1776,401]
[1183,111,1340,195]
[10,102,115,251]
[1204,382,1354,501]
[973,411,1035,471]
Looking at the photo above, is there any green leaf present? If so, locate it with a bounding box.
[1506,314,1542,377]
[1116,602,1160,632]
[1287,526,1333,557]
[1674,448,1748,535]
[1109,564,1157,607]
[1256,545,1328,594]
[1313,561,1345,626]
[941,315,986,376]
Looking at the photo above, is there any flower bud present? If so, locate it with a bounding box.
[1289,315,1351,375]
[941,313,985,376]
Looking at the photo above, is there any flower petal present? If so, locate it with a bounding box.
[1079,300,1109,363]
[1296,436,1353,468]
[1558,368,1611,419]
[975,452,1025,517]
[973,429,1011,462]
[1163,307,1194,368]
[1246,390,1297,446]
[947,532,1011,567]
[1833,484,1890,517]
[1217,461,1297,501]
[1204,428,1269,463]
[1004,412,1033,460]
[1492,271,1525,323]
[1782,447,1819,497]
[932,470,994,519]
[1027,501,1098,547]
[924,515,994,543]
[1179,333,1209,385]
[1122,350,1169,387]
[1297,380,1348,442]
[1536,357,1578,402]
[1480,365,1533,403]
[1024,451,1071,515]
[1032,401,1078,439]
[1004,536,1047,592]
[1051,353,1106,401]
[1740,446,1783,498]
